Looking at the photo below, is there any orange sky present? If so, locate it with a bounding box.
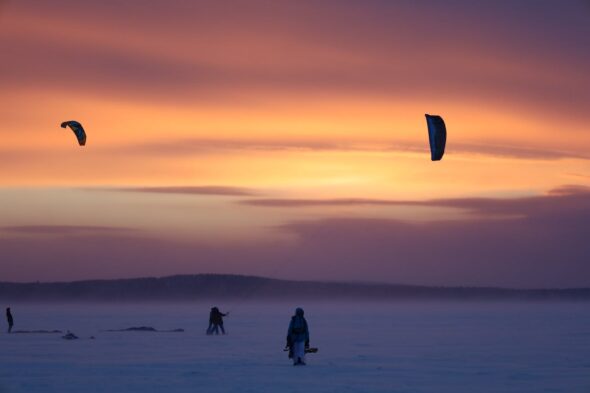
[0,1,589,285]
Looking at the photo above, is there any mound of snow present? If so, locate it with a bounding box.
[104,326,184,332]
[61,331,78,340]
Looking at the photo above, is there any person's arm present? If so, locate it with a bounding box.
[304,320,310,348]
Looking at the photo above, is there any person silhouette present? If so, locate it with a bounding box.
[286,307,310,365]
[207,307,228,335]
[206,307,215,334]
[6,307,13,333]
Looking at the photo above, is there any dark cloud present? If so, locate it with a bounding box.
[1,35,587,122]
[242,185,590,215]
[2,137,589,171]
[420,186,590,217]
[116,138,351,156]
[1,139,588,177]
[0,225,135,235]
[269,185,590,288]
[0,1,588,120]
[243,198,408,208]
[107,186,257,197]
[383,142,590,161]
[113,138,590,161]
[445,143,590,161]
[547,184,590,195]
[1,186,589,288]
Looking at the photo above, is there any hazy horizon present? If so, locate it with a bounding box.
[7,271,590,289]
[3,273,590,297]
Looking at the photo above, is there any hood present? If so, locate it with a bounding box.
[295,307,304,317]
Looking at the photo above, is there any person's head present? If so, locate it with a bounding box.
[6,307,9,312]
[295,307,304,317]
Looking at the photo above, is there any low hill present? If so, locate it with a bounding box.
[0,274,588,302]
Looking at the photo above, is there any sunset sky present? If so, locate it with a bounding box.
[1,0,589,287]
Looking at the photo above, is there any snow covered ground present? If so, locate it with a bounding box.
[0,301,589,393]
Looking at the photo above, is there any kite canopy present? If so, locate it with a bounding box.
[61,121,86,146]
[425,114,446,161]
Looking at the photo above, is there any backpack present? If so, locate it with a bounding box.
[291,316,306,334]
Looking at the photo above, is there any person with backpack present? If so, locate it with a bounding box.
[286,307,310,365]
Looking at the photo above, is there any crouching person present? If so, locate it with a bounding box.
[286,307,310,366]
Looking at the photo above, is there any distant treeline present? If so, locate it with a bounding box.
[0,274,589,302]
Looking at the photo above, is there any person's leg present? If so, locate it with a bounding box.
[292,341,305,365]
[213,324,219,335]
[8,323,12,333]
[219,323,225,335]
[206,322,213,334]
[299,344,306,365]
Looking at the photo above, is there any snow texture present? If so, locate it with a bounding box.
[0,302,589,392]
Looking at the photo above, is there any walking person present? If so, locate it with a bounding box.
[286,307,310,365]
[6,307,13,333]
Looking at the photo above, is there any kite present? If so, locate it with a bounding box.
[61,121,86,146]
[425,114,446,161]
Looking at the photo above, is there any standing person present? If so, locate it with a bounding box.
[206,307,215,335]
[286,307,310,366]
[208,307,228,335]
[6,307,13,333]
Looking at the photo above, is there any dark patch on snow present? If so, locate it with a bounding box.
[62,331,78,340]
[103,326,184,332]
[12,330,62,334]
